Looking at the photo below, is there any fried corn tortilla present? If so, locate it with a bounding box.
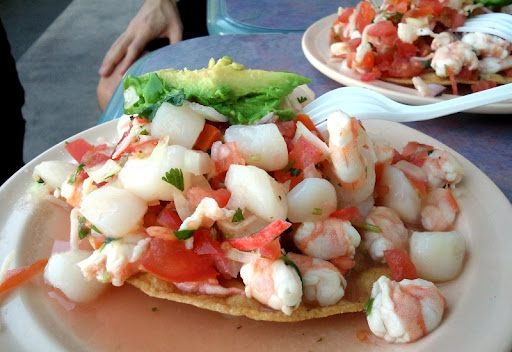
[127,265,390,322]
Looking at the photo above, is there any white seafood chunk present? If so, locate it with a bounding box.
[287,178,337,223]
[33,161,77,189]
[151,102,205,149]
[225,165,287,222]
[367,276,446,343]
[44,250,108,302]
[118,139,191,202]
[224,124,288,171]
[409,230,466,282]
[80,185,147,238]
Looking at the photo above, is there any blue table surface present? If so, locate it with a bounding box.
[100,33,512,203]
[222,0,343,31]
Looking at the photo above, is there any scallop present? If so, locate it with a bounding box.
[44,250,109,302]
[151,102,205,149]
[225,164,287,222]
[409,230,466,282]
[80,185,147,238]
[287,178,337,222]
[224,124,288,171]
[33,160,77,189]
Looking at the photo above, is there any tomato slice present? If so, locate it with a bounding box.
[185,187,231,208]
[367,20,397,37]
[156,206,182,230]
[194,124,222,152]
[383,248,418,282]
[140,238,218,282]
[355,1,375,33]
[228,220,291,251]
[259,238,282,259]
[65,138,94,163]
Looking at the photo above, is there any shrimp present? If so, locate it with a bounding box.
[286,252,347,306]
[363,206,409,263]
[421,188,459,231]
[461,32,510,59]
[179,197,235,231]
[239,256,302,315]
[366,276,446,343]
[78,233,150,287]
[420,149,464,189]
[173,278,244,297]
[430,32,455,50]
[327,110,376,205]
[293,218,361,260]
[431,41,479,77]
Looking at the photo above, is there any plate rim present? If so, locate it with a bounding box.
[302,13,512,114]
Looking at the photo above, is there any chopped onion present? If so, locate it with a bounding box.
[225,247,259,264]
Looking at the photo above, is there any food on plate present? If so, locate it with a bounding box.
[328,0,512,96]
[2,57,468,343]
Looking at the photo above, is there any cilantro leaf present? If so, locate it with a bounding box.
[232,208,244,222]
[68,163,84,184]
[364,298,374,316]
[173,229,195,240]
[162,168,184,191]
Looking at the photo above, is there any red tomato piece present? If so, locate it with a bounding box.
[338,7,355,23]
[157,207,182,230]
[295,114,325,142]
[144,203,164,227]
[355,1,375,32]
[185,187,231,208]
[471,80,497,93]
[228,220,291,251]
[211,141,245,173]
[367,20,397,37]
[65,138,94,163]
[289,136,324,170]
[383,248,418,282]
[193,229,235,278]
[259,238,282,259]
[140,238,218,282]
[194,124,222,152]
[386,55,424,78]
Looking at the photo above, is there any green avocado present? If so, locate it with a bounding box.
[122,56,312,124]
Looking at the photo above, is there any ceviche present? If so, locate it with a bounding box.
[328,0,512,96]
[1,58,467,344]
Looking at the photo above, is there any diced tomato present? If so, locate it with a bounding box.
[457,66,479,81]
[65,138,94,163]
[417,0,444,15]
[259,238,282,259]
[348,38,362,51]
[346,52,356,69]
[289,136,325,170]
[0,258,49,294]
[404,6,434,19]
[395,40,418,59]
[338,7,355,23]
[359,51,375,70]
[329,206,361,221]
[209,171,227,190]
[360,70,382,82]
[194,124,222,152]
[156,206,182,230]
[367,21,397,37]
[450,10,466,30]
[228,220,291,251]
[471,80,497,93]
[383,248,418,282]
[210,141,245,173]
[355,1,375,32]
[193,230,239,279]
[140,238,218,282]
[272,169,303,189]
[296,114,325,142]
[144,203,164,227]
[81,145,111,168]
[386,55,424,78]
[185,186,231,208]
[275,120,297,139]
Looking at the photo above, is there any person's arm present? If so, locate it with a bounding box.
[98,0,183,78]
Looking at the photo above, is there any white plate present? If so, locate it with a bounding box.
[1,120,512,351]
[302,14,512,114]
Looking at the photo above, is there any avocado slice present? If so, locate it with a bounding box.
[122,56,312,125]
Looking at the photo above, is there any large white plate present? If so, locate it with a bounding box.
[1,119,512,351]
[302,14,512,114]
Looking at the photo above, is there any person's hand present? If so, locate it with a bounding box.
[98,0,183,78]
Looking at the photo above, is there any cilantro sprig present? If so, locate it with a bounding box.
[162,168,184,191]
